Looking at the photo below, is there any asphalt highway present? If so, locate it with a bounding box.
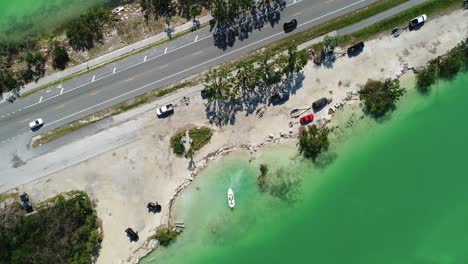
[0,0,381,145]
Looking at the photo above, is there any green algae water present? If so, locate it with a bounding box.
[0,0,118,41]
[141,72,468,264]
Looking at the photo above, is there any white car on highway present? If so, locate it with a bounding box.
[29,118,44,130]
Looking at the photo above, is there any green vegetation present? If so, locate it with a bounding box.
[66,7,112,51]
[0,192,16,203]
[257,164,269,192]
[204,44,306,102]
[203,44,307,125]
[0,191,100,264]
[52,42,70,70]
[155,225,178,246]
[298,125,330,161]
[118,97,148,112]
[416,39,468,92]
[140,0,176,20]
[170,127,213,157]
[342,0,462,45]
[359,78,406,118]
[323,35,339,52]
[416,60,439,93]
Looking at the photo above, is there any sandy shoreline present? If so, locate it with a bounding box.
[4,9,467,264]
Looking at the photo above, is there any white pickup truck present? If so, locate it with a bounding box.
[156,104,174,117]
[409,14,427,28]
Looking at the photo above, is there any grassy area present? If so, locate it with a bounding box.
[0,191,100,264]
[170,127,213,157]
[31,80,195,148]
[340,0,463,45]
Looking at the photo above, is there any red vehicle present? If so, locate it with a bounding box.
[300,114,314,125]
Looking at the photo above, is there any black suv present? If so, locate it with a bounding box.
[20,193,33,213]
[125,228,139,242]
[283,19,297,33]
[270,92,289,105]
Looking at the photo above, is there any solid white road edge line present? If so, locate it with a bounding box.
[17,0,366,115]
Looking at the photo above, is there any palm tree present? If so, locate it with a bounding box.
[203,68,234,102]
[235,62,257,91]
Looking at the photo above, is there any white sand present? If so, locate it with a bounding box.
[14,10,468,264]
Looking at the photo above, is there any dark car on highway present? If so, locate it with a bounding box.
[283,19,297,33]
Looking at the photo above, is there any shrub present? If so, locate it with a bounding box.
[0,69,19,92]
[66,7,111,51]
[155,225,177,246]
[416,60,438,93]
[170,134,185,156]
[359,78,406,118]
[52,42,70,70]
[323,35,339,52]
[298,125,330,161]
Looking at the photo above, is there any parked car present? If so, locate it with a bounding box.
[283,19,297,33]
[347,42,364,55]
[29,118,44,130]
[409,14,427,28]
[19,193,33,213]
[156,104,174,117]
[125,228,139,241]
[312,97,329,112]
[300,114,314,125]
[270,92,289,104]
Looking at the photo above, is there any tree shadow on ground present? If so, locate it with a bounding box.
[205,72,305,126]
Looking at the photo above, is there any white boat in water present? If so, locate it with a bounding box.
[227,188,235,208]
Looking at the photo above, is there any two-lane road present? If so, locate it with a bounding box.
[0,0,380,145]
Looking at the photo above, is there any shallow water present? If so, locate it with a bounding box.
[0,0,117,41]
[141,72,468,264]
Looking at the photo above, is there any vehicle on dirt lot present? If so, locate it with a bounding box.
[347,42,365,55]
[283,19,297,33]
[409,14,427,28]
[156,104,174,117]
[20,193,33,213]
[300,114,314,125]
[125,228,139,241]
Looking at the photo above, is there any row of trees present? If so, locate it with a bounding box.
[203,44,307,104]
[0,41,69,93]
[416,39,468,92]
[0,192,100,263]
[141,0,284,23]
[359,78,406,118]
[298,125,330,161]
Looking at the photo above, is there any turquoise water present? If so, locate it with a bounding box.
[141,72,468,264]
[0,0,117,41]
